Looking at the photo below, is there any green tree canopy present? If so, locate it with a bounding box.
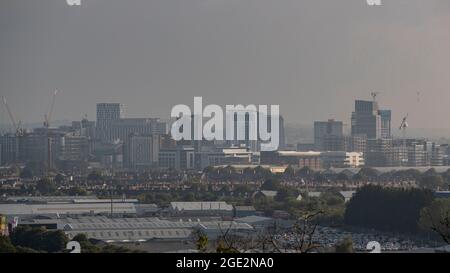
[87,170,103,181]
[418,175,445,191]
[335,237,354,253]
[36,177,57,195]
[9,226,68,253]
[0,236,16,253]
[420,198,450,244]
[344,185,433,234]
[20,166,33,179]
[261,178,280,191]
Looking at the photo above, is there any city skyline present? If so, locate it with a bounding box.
[1,0,450,129]
[2,96,448,141]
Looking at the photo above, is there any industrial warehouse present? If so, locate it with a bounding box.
[0,197,271,252]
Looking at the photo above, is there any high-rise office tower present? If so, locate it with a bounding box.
[314,119,344,151]
[426,142,444,166]
[408,142,427,167]
[351,100,382,139]
[225,110,259,152]
[110,118,167,144]
[379,110,392,138]
[125,134,160,169]
[259,114,286,151]
[365,138,394,167]
[276,115,286,150]
[96,103,124,143]
[349,134,367,153]
[59,132,90,162]
[0,134,18,166]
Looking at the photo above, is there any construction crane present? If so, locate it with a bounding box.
[371,91,380,102]
[44,90,58,174]
[399,114,409,134]
[1,96,23,137]
[44,90,58,129]
[399,114,409,166]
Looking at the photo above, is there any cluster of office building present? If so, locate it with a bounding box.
[0,103,287,173]
[1,99,449,172]
[295,99,450,168]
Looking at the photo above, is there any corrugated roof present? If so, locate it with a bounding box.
[170,202,233,211]
[65,228,192,242]
[235,216,273,224]
[339,191,356,199]
[259,191,278,197]
[234,206,255,211]
[0,203,136,216]
[6,195,98,203]
[197,221,253,231]
[59,216,253,241]
[307,191,322,198]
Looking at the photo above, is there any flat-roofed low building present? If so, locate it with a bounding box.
[159,147,195,171]
[233,206,256,218]
[305,191,322,198]
[6,195,99,203]
[135,204,160,216]
[169,201,233,217]
[434,191,450,199]
[195,221,254,240]
[252,190,278,199]
[235,216,275,231]
[20,216,256,245]
[196,147,255,169]
[321,151,364,168]
[0,201,137,217]
[261,151,322,170]
[62,217,194,242]
[212,164,287,174]
[338,191,356,203]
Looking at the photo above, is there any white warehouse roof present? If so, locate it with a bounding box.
[65,228,192,242]
[0,203,136,216]
[170,202,233,211]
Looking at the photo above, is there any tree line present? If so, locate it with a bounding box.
[345,184,450,244]
[0,226,143,253]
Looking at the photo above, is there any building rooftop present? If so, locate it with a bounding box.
[258,190,278,198]
[235,216,273,224]
[277,151,322,157]
[234,206,256,211]
[6,195,98,203]
[61,216,194,230]
[24,216,257,243]
[197,221,253,231]
[0,202,137,216]
[170,202,233,211]
[65,228,192,242]
[434,191,450,198]
[307,191,322,198]
[339,191,356,200]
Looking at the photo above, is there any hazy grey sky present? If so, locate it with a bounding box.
[1,0,450,130]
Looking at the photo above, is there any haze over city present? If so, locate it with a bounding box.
[1,0,450,131]
[2,0,450,259]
